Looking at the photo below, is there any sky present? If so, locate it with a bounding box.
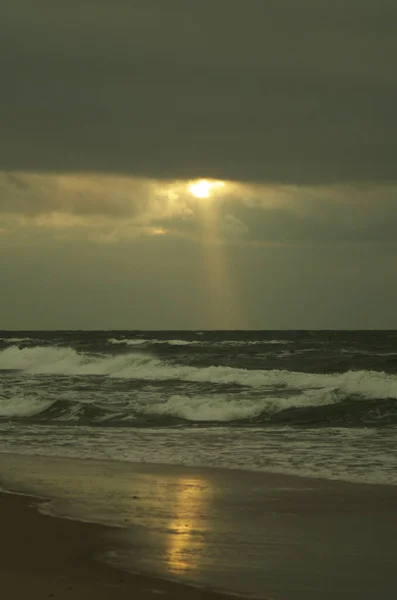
[1,0,397,329]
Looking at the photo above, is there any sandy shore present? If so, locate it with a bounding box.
[1,454,397,600]
[0,489,245,600]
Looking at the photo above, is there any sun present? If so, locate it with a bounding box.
[188,179,225,199]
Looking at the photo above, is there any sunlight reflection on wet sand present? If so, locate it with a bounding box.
[2,455,397,600]
[165,478,212,575]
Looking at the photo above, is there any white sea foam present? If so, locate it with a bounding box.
[140,395,269,421]
[0,387,338,421]
[108,338,199,346]
[0,396,53,417]
[139,388,346,422]
[0,346,90,373]
[1,423,397,486]
[341,348,397,357]
[108,338,149,346]
[260,340,292,345]
[0,346,160,376]
[107,338,291,347]
[1,346,397,404]
[0,337,34,344]
[165,339,199,346]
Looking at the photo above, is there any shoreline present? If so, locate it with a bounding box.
[0,489,251,600]
[2,453,397,600]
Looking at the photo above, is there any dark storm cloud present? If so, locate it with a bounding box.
[224,184,397,243]
[1,0,397,184]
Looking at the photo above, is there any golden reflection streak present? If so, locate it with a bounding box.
[165,478,211,575]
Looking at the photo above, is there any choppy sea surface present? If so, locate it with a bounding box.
[1,330,397,485]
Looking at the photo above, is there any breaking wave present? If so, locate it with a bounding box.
[1,345,397,426]
[0,396,54,418]
[0,337,35,344]
[108,338,202,347]
[107,337,291,347]
[140,395,272,422]
[2,345,397,396]
[108,338,149,346]
[0,345,160,376]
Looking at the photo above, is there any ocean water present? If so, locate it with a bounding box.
[1,330,397,485]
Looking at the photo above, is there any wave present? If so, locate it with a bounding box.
[0,346,160,376]
[1,389,396,427]
[0,396,54,417]
[0,337,35,344]
[139,395,272,422]
[341,348,397,357]
[258,340,292,345]
[215,339,292,346]
[1,345,397,426]
[108,338,149,346]
[108,337,200,346]
[137,391,341,422]
[167,339,199,346]
[2,345,397,400]
[107,338,291,347]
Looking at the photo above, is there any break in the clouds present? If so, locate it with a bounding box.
[1,1,397,329]
[1,171,397,245]
[1,0,397,184]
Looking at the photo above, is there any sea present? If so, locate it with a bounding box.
[1,329,397,486]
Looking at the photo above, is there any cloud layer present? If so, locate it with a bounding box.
[2,3,397,329]
[1,1,397,183]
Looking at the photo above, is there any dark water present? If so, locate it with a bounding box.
[1,330,397,485]
[1,330,397,427]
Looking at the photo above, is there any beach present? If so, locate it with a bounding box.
[0,488,234,600]
[2,330,397,599]
[1,454,397,600]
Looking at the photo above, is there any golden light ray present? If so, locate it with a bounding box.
[194,194,243,329]
[154,176,243,328]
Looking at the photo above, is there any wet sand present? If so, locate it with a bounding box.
[1,454,397,599]
[0,490,243,600]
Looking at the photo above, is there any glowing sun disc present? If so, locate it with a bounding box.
[189,179,225,199]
